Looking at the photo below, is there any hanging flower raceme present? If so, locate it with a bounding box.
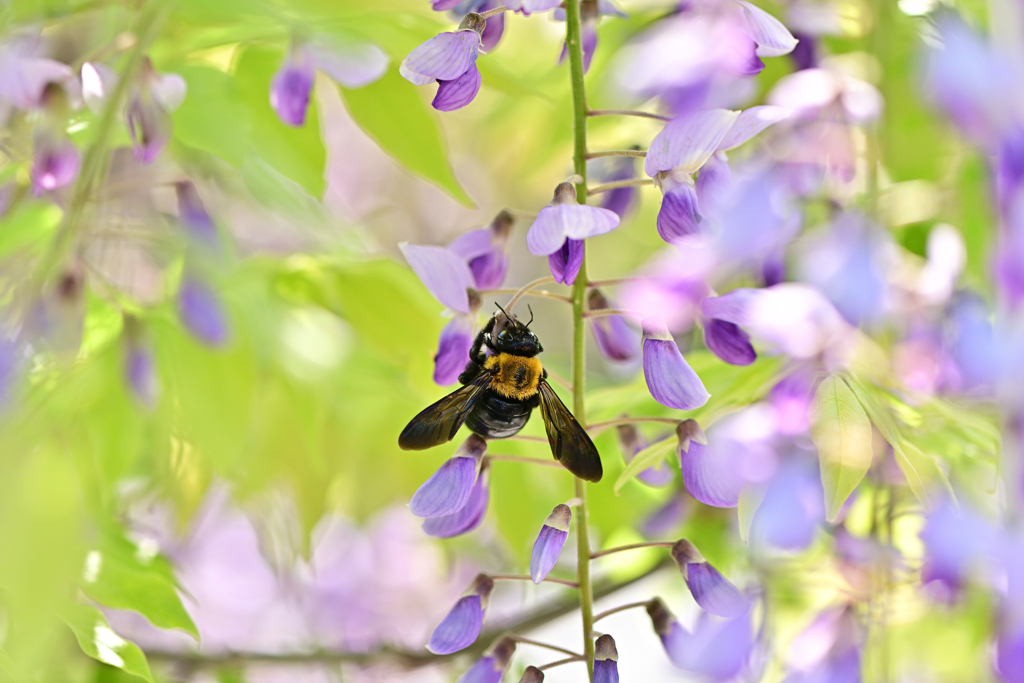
[458,636,516,683]
[594,634,620,683]
[410,435,487,518]
[125,58,186,163]
[271,39,388,126]
[646,597,754,680]
[428,573,494,654]
[588,289,640,363]
[530,503,571,583]
[671,539,748,617]
[401,13,488,112]
[641,318,710,410]
[527,182,620,284]
[422,458,491,538]
[617,422,675,486]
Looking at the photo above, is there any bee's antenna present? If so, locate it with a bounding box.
[494,302,514,324]
[526,304,534,328]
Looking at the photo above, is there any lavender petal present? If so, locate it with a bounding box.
[657,179,702,243]
[526,204,620,255]
[704,318,756,366]
[422,467,489,537]
[399,243,476,313]
[645,109,741,177]
[410,455,480,518]
[177,278,229,347]
[400,31,480,86]
[686,562,749,618]
[642,322,710,410]
[427,595,485,654]
[548,238,585,285]
[433,63,482,111]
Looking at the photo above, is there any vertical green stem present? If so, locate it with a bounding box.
[564,0,595,678]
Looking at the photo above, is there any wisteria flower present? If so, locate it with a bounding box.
[641,318,710,410]
[588,289,640,363]
[749,460,824,551]
[594,634,619,683]
[526,183,621,278]
[448,210,514,290]
[428,573,494,654]
[177,276,229,347]
[31,126,80,195]
[0,39,75,112]
[444,0,507,51]
[458,636,516,683]
[400,243,476,314]
[422,460,490,537]
[126,58,187,163]
[271,40,388,126]
[434,312,477,385]
[647,597,754,681]
[530,503,571,583]
[401,14,486,111]
[410,435,487,518]
[618,423,675,486]
[591,153,641,219]
[671,539,748,617]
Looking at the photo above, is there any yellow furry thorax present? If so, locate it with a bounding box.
[484,353,543,400]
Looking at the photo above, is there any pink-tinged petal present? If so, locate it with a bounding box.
[687,562,749,618]
[422,465,490,537]
[400,243,476,313]
[428,594,486,654]
[433,63,482,111]
[31,131,79,195]
[704,318,756,365]
[435,316,475,385]
[737,1,798,57]
[680,441,745,507]
[592,314,640,363]
[310,43,389,88]
[449,228,493,261]
[81,62,117,114]
[410,437,485,517]
[526,204,620,255]
[270,51,316,126]
[594,634,619,683]
[645,109,741,177]
[642,319,710,410]
[400,31,480,86]
[549,238,585,285]
[657,178,702,243]
[718,105,792,150]
[530,504,571,583]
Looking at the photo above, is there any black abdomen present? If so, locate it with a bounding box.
[466,390,534,439]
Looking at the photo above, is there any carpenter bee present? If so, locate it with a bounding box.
[399,306,603,482]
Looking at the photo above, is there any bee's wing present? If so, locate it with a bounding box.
[538,380,603,482]
[398,373,491,450]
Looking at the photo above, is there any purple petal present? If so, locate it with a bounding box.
[597,162,640,218]
[770,371,812,435]
[548,238,585,285]
[642,321,710,410]
[591,313,640,363]
[448,228,493,261]
[642,494,688,537]
[177,278,228,346]
[582,23,598,73]
[176,181,217,246]
[704,318,756,365]
[789,32,819,71]
[669,613,754,681]
[31,132,79,195]
[530,504,571,583]
[400,243,475,313]
[410,456,481,518]
[696,151,732,218]
[480,8,506,52]
[657,179,702,243]
[0,48,74,110]
[433,63,482,111]
[428,595,484,654]
[737,1,798,57]
[422,466,489,537]
[680,441,745,507]
[433,0,462,9]
[750,462,824,551]
[645,109,741,177]
[125,342,159,409]
[919,501,997,589]
[526,204,620,255]
[717,106,792,150]
[309,43,389,88]
[458,657,503,683]
[434,316,474,385]
[594,635,619,683]
[126,92,172,163]
[998,622,1024,683]
[400,31,480,86]
[506,0,562,13]
[270,52,316,126]
[151,72,186,112]
[686,562,748,618]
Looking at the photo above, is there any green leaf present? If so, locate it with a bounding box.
[339,67,473,207]
[62,603,154,683]
[810,375,874,521]
[173,65,253,166]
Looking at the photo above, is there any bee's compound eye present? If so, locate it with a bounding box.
[498,329,511,341]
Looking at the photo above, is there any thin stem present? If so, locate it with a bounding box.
[590,541,674,560]
[487,454,564,468]
[491,574,579,588]
[478,288,572,304]
[566,0,595,677]
[587,178,655,196]
[540,656,587,671]
[585,150,647,160]
[592,600,652,623]
[511,637,583,658]
[477,6,508,18]
[583,308,645,319]
[587,109,671,122]
[505,276,557,312]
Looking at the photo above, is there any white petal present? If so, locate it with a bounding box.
[718,105,793,150]
[82,62,117,114]
[736,0,798,57]
[152,73,187,112]
[645,109,741,177]
[311,43,389,89]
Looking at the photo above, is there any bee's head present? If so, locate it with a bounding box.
[489,304,542,357]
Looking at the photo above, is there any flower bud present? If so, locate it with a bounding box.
[616,422,673,487]
[641,318,710,410]
[530,503,571,583]
[126,58,186,163]
[594,633,619,683]
[458,12,488,35]
[422,459,490,538]
[410,435,487,517]
[177,276,229,347]
[427,573,494,654]
[458,635,517,683]
[123,316,159,409]
[270,46,316,127]
[675,418,707,453]
[671,539,748,618]
[552,181,578,205]
[519,666,545,683]
[589,290,640,362]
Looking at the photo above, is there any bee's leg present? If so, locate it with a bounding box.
[468,317,495,366]
[458,361,481,385]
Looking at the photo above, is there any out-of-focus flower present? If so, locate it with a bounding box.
[458,636,516,683]
[126,58,187,163]
[589,290,640,363]
[504,0,561,14]
[448,210,514,290]
[749,459,824,551]
[0,39,75,112]
[530,503,571,583]
[703,317,756,365]
[618,422,675,486]
[591,153,641,219]
[671,539,748,617]
[919,501,997,597]
[176,181,218,248]
[428,573,494,654]
[646,597,754,680]
[642,318,710,410]
[641,490,689,537]
[271,41,388,127]
[782,607,862,683]
[945,293,998,392]
[769,369,813,435]
[620,247,715,334]
[410,435,487,518]
[422,460,490,537]
[123,316,160,410]
[401,15,486,111]
[526,182,621,264]
[594,634,619,683]
[31,126,80,195]
[177,277,228,347]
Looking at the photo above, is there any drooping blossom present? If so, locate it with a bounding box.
[549,238,586,285]
[443,0,507,51]
[526,183,621,276]
[588,289,640,363]
[646,597,754,680]
[0,39,76,112]
[458,636,516,683]
[271,40,388,126]
[749,459,824,551]
[594,634,619,683]
[427,573,494,654]
[434,312,477,385]
[410,435,487,518]
[671,539,748,617]
[31,126,80,195]
[401,14,486,111]
[126,58,187,163]
[177,277,229,347]
[448,209,514,290]
[530,504,571,583]
[641,318,710,410]
[422,460,490,537]
[617,422,675,486]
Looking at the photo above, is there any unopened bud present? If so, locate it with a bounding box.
[458,12,487,34]
[675,418,707,453]
[552,181,578,205]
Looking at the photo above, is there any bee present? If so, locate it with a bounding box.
[399,305,603,482]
